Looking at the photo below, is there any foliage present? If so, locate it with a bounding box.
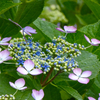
[0,0,100,100]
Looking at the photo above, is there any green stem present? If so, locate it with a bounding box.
[42,70,62,87]
[13,89,18,96]
[41,67,54,87]
[9,19,27,43]
[3,62,16,64]
[85,45,92,49]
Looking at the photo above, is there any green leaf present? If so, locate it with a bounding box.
[33,18,63,42]
[84,0,100,19]
[75,50,100,79]
[43,84,61,100]
[76,14,98,25]
[57,0,78,25]
[78,20,100,60]
[14,0,44,27]
[56,81,83,100]
[0,18,20,37]
[0,74,34,100]
[0,0,21,15]
[66,20,100,60]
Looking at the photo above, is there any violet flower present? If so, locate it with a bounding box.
[68,68,92,84]
[0,37,11,45]
[32,89,44,100]
[17,59,43,75]
[9,78,27,90]
[84,35,100,46]
[88,93,100,100]
[20,26,37,36]
[56,26,77,33]
[0,50,12,63]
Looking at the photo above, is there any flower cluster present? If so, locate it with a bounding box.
[8,36,85,74]
[0,94,15,100]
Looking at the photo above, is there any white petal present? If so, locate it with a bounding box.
[9,82,17,89]
[18,86,27,90]
[91,39,100,45]
[24,59,34,71]
[15,78,25,89]
[17,67,28,75]
[81,71,92,77]
[73,68,82,76]
[0,50,10,59]
[56,28,65,32]
[68,73,78,80]
[64,26,77,33]
[78,77,89,84]
[84,35,91,43]
[30,69,43,75]
[32,89,44,100]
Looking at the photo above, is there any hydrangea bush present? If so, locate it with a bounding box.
[0,0,100,100]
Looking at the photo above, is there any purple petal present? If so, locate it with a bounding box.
[73,68,82,76]
[84,35,91,43]
[68,73,78,80]
[1,37,11,42]
[88,97,96,100]
[0,50,10,59]
[81,71,92,77]
[99,93,100,96]
[24,26,37,34]
[29,69,43,75]
[17,67,28,75]
[9,82,17,89]
[24,59,34,71]
[15,78,25,88]
[56,28,65,32]
[0,43,9,45]
[64,26,77,33]
[98,97,100,100]
[32,89,44,100]
[78,77,89,84]
[91,39,100,45]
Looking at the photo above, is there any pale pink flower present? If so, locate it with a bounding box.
[84,35,100,46]
[32,89,44,100]
[0,50,12,63]
[17,59,43,75]
[20,26,37,36]
[56,26,77,33]
[88,97,96,100]
[68,68,92,84]
[9,78,27,90]
[0,37,11,45]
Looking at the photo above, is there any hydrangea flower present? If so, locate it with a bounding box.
[32,89,44,100]
[68,68,92,84]
[84,35,100,46]
[17,59,43,75]
[56,26,77,33]
[88,93,100,100]
[0,37,11,45]
[9,78,27,90]
[20,26,37,36]
[0,50,12,63]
